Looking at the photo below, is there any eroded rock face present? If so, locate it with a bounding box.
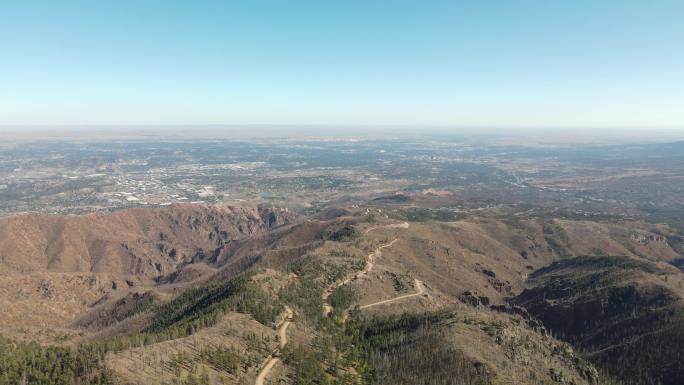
[0,204,299,330]
[459,290,490,307]
[514,256,684,385]
[489,304,530,319]
[630,232,668,245]
[0,204,298,278]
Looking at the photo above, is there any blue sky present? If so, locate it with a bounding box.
[1,0,683,128]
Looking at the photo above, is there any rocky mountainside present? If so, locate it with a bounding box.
[2,205,684,385]
[0,204,297,277]
[0,204,297,333]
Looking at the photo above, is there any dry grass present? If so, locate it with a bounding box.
[106,312,279,385]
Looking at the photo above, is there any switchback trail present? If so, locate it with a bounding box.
[254,306,293,385]
[257,223,412,384]
[322,238,399,317]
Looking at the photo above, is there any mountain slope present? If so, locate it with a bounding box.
[514,256,684,385]
[0,204,296,276]
[0,204,297,334]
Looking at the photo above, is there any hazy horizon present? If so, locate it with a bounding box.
[2,1,683,127]
[2,125,684,147]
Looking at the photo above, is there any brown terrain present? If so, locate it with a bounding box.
[0,204,297,336]
[0,203,296,276]
[2,203,684,385]
[349,216,684,309]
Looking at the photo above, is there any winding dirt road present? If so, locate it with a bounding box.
[359,278,425,309]
[254,306,293,385]
[256,222,412,384]
[322,238,399,317]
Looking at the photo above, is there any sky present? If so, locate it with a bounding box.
[1,0,683,129]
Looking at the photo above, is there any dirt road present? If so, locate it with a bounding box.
[322,238,399,317]
[254,306,293,385]
[359,279,425,309]
[257,222,413,384]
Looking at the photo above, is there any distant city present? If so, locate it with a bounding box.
[2,136,684,228]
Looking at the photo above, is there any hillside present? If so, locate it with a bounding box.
[0,204,297,335]
[1,204,684,385]
[514,256,684,385]
[0,204,296,276]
